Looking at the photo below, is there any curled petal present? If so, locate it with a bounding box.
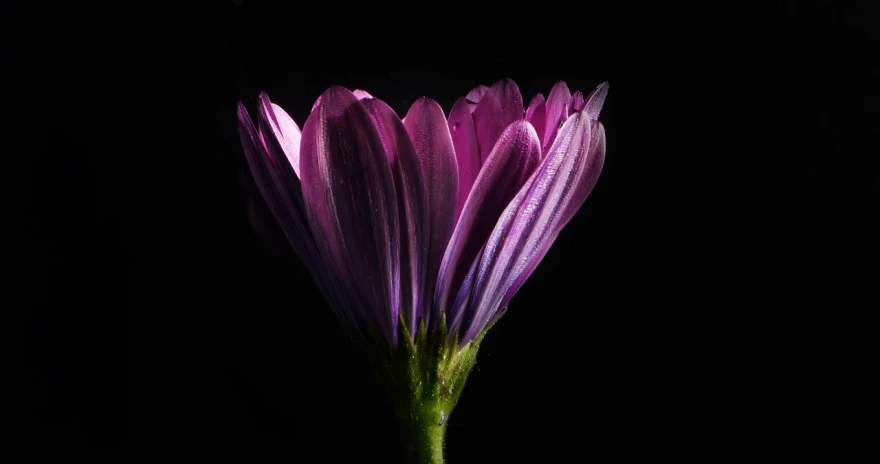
[362,97,429,335]
[300,86,400,343]
[404,98,459,328]
[525,93,547,150]
[466,85,490,103]
[447,97,480,220]
[435,120,541,332]
[472,78,525,164]
[461,111,605,344]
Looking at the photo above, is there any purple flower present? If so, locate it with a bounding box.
[238,78,607,348]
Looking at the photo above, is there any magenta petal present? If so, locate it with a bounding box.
[466,85,490,104]
[461,111,605,344]
[403,98,459,328]
[300,86,401,343]
[258,92,302,177]
[541,80,571,149]
[525,93,547,148]
[434,120,541,330]
[569,91,584,115]
[447,97,480,220]
[472,78,525,163]
[584,81,609,120]
[361,97,429,335]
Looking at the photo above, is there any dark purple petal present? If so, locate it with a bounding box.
[447,97,480,220]
[525,93,547,148]
[541,81,571,149]
[362,97,429,335]
[435,120,541,330]
[403,98,459,328]
[472,78,525,164]
[240,102,357,330]
[569,91,584,115]
[300,86,401,343]
[460,110,605,344]
[584,81,609,120]
[258,92,302,177]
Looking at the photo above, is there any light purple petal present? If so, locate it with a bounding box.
[542,81,571,149]
[299,86,400,343]
[258,93,302,177]
[525,93,547,149]
[461,110,605,344]
[352,89,374,100]
[435,120,541,332]
[472,78,525,164]
[447,97,480,220]
[584,81,609,120]
[240,102,357,331]
[361,97,429,336]
[569,91,584,115]
[403,98,459,329]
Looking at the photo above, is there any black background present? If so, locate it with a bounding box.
[12,0,879,462]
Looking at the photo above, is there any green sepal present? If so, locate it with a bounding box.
[361,310,503,463]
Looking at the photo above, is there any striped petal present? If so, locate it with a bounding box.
[436,120,541,332]
[447,97,480,220]
[404,98,459,328]
[472,78,524,164]
[584,81,609,120]
[299,86,400,343]
[460,110,606,343]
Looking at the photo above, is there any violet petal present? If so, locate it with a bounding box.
[472,78,525,164]
[299,86,401,343]
[447,97,480,220]
[403,97,459,328]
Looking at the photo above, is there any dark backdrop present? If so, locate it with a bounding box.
[13,0,878,462]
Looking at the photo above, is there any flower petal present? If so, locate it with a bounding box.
[541,81,571,150]
[466,85,490,103]
[525,93,547,149]
[460,111,605,344]
[569,90,584,115]
[300,86,401,343]
[258,92,302,177]
[240,102,358,330]
[447,97,480,220]
[435,120,541,332]
[352,89,374,100]
[361,97,429,335]
[584,81,609,120]
[472,78,525,164]
[403,98,459,328]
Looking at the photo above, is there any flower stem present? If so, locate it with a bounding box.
[406,416,446,464]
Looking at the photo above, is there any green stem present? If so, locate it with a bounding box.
[406,416,446,464]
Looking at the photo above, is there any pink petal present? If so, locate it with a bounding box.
[541,81,571,150]
[525,93,547,148]
[435,120,541,331]
[447,97,480,220]
[299,86,401,343]
[352,89,374,100]
[569,91,584,115]
[361,97,429,335]
[403,97,459,328]
[472,78,525,164]
[258,92,302,177]
[466,84,490,103]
